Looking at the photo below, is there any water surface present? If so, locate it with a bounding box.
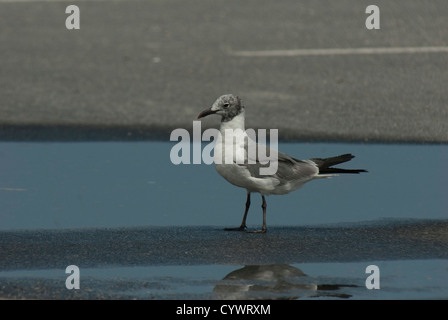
[0,141,447,300]
[1,142,446,229]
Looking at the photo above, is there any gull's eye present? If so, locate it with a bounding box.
[223,103,230,109]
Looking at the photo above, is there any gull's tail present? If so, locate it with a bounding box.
[311,154,367,174]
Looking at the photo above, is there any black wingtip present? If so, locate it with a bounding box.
[319,168,368,174]
[312,154,367,174]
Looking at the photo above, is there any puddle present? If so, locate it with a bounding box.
[0,141,447,300]
[0,260,447,299]
[0,142,446,229]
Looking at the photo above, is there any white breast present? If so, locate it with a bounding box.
[212,111,282,194]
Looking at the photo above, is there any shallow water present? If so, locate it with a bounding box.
[1,259,447,299]
[0,141,447,300]
[1,142,446,229]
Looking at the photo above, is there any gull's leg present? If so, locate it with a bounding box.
[246,195,267,233]
[224,192,250,231]
[261,195,267,232]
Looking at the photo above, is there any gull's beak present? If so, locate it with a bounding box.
[197,108,218,119]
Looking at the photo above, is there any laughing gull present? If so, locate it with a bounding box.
[197,94,367,233]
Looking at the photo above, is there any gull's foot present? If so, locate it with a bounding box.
[224,226,247,231]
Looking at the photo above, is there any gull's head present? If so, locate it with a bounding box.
[197,94,244,122]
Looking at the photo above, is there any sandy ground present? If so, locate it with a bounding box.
[0,220,447,299]
[0,0,447,143]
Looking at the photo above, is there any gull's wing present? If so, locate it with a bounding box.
[242,138,318,180]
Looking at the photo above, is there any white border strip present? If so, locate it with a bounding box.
[230,46,448,57]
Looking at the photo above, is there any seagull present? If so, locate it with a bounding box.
[197,94,367,233]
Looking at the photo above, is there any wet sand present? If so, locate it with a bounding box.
[1,219,447,299]
[1,220,447,270]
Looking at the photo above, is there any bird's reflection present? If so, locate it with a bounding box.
[214,264,357,300]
